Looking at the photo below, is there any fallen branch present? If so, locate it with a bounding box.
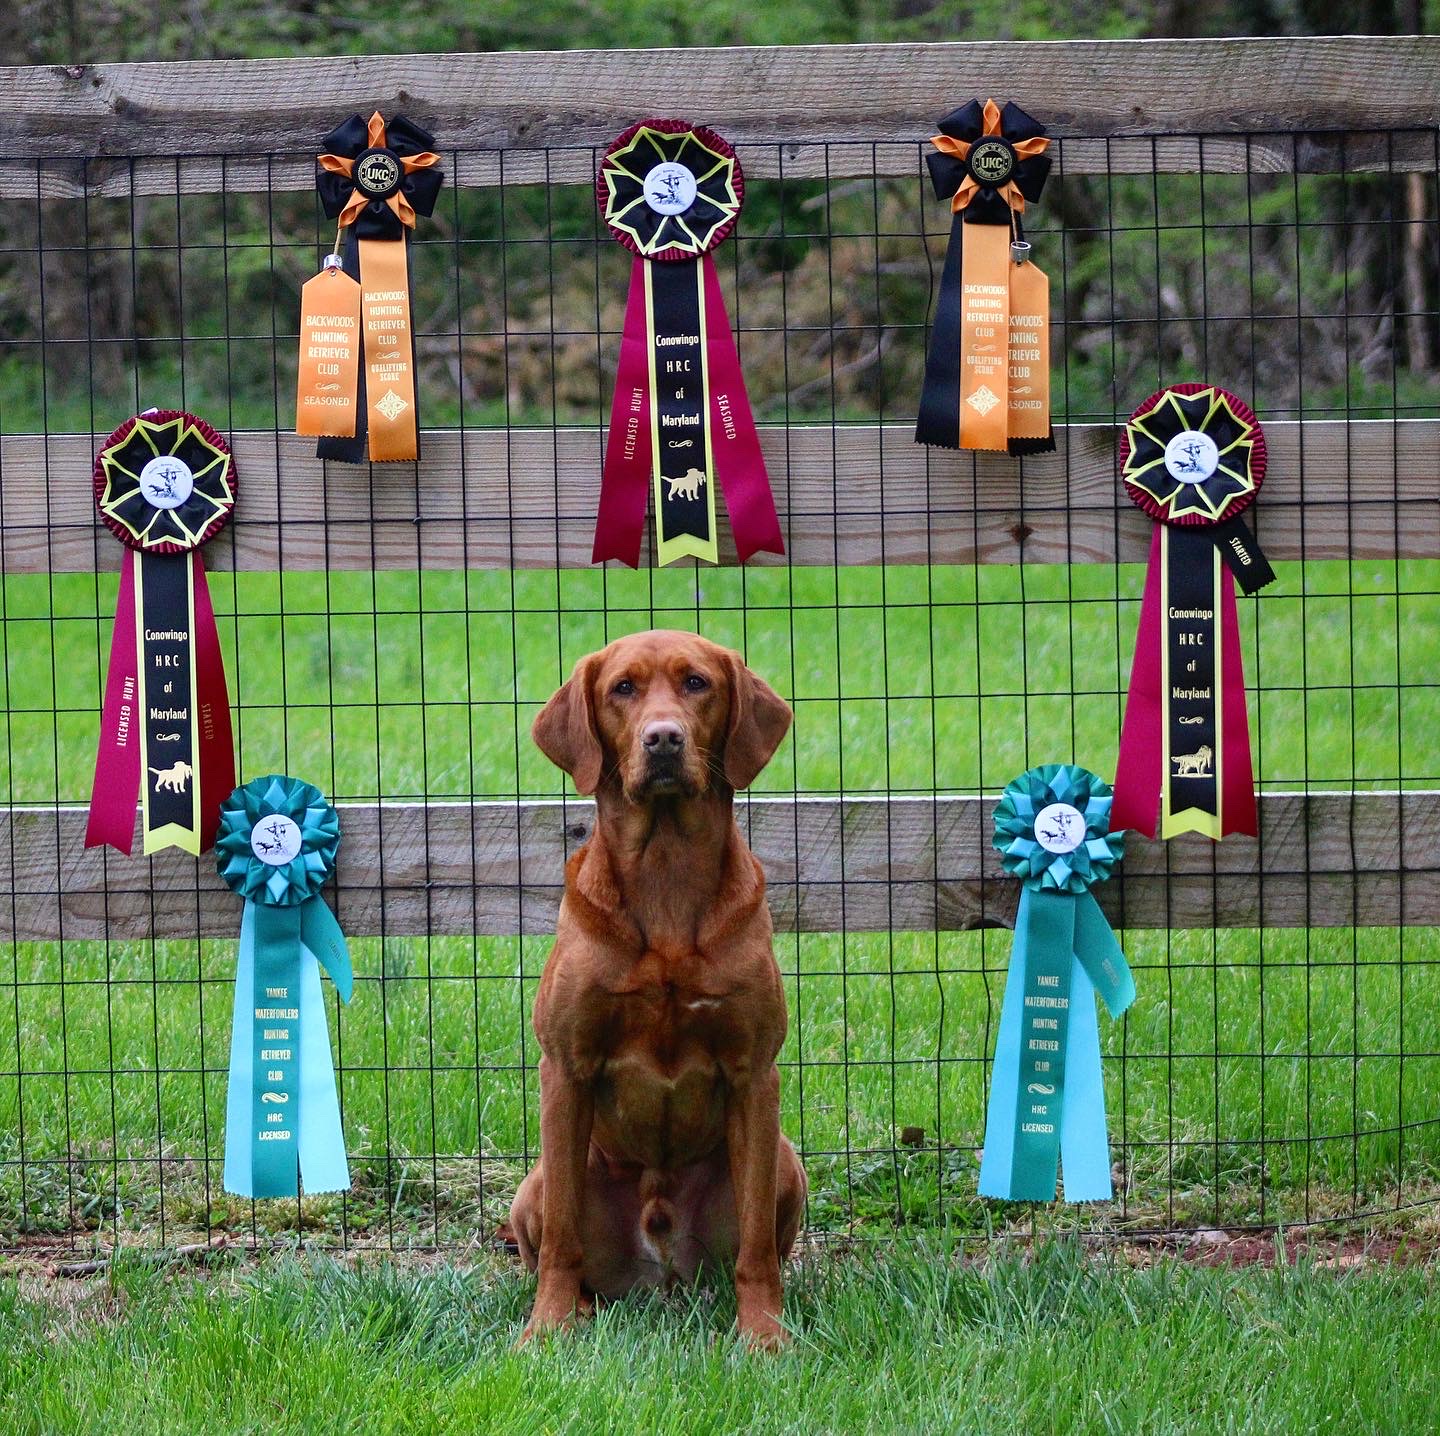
[53,1237,228,1279]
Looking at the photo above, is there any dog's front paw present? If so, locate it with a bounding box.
[518,1290,594,1346]
[736,1304,790,1351]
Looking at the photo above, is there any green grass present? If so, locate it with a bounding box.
[1,1242,1437,1433]
[3,559,1439,1244]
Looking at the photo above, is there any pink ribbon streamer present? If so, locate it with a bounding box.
[701,253,784,563]
[1218,565,1258,836]
[85,550,142,853]
[192,551,236,852]
[593,257,656,567]
[1111,529,1165,837]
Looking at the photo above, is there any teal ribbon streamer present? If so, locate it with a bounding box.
[979,886,1134,1202]
[224,895,353,1198]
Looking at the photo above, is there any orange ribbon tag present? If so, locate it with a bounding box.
[958,224,1011,450]
[357,239,417,461]
[295,262,362,438]
[1007,257,1050,443]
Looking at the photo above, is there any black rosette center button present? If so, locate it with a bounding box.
[353,147,402,198]
[967,137,1016,186]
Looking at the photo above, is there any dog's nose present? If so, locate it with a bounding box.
[642,720,685,755]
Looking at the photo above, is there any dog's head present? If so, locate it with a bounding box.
[532,630,792,802]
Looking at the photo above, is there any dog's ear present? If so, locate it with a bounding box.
[722,653,793,790]
[532,655,603,795]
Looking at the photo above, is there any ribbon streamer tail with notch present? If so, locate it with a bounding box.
[224,898,353,1199]
[979,888,1133,1202]
[701,253,783,562]
[191,550,236,853]
[594,257,656,566]
[85,549,143,853]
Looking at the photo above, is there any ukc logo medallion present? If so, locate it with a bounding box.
[354,149,402,198]
[967,138,1016,186]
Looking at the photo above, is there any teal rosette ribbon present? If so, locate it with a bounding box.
[216,775,354,1199]
[978,764,1136,1203]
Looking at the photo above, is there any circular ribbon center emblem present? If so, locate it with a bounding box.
[251,814,304,866]
[354,147,402,198]
[1164,430,1220,484]
[1034,802,1087,855]
[968,137,1016,186]
[138,454,194,511]
[644,161,698,215]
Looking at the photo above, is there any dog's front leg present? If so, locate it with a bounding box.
[725,1064,786,1348]
[522,1053,594,1341]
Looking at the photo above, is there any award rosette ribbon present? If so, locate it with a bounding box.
[86,410,237,856]
[979,765,1135,1203]
[1111,384,1276,841]
[594,118,784,568]
[916,99,1054,454]
[299,111,443,463]
[216,776,354,1199]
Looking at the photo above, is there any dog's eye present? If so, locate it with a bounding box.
[684,674,709,693]
[612,678,635,697]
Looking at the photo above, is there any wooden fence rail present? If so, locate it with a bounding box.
[0,791,1433,942]
[2,419,1437,573]
[0,38,1437,197]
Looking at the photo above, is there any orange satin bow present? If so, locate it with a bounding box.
[930,98,1051,216]
[318,111,441,231]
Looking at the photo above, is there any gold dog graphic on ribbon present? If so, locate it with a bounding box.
[151,760,194,794]
[1171,745,1214,778]
[665,468,707,503]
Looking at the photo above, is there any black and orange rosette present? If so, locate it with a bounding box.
[1111,384,1276,841]
[916,99,1054,454]
[296,112,442,463]
[86,410,237,856]
[594,119,782,568]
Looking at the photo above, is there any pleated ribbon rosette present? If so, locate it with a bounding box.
[216,776,354,1199]
[979,765,1135,1203]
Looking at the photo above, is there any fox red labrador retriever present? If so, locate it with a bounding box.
[512,629,806,1347]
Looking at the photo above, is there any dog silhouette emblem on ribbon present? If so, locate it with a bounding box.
[151,760,194,793]
[666,467,707,503]
[1172,744,1214,777]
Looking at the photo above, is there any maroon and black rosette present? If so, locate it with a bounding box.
[916,99,1054,455]
[594,118,782,568]
[87,410,237,855]
[1111,384,1275,841]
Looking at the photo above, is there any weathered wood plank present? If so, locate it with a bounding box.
[8,127,1436,203]
[2,420,1434,574]
[0,791,1432,942]
[0,38,1436,197]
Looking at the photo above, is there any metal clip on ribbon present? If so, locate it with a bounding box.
[217,776,354,1199]
[593,118,783,567]
[1112,384,1276,840]
[979,765,1135,1203]
[86,410,237,855]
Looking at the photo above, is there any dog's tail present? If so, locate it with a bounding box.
[638,1169,678,1265]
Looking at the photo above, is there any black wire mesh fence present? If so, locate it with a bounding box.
[0,114,1437,1251]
